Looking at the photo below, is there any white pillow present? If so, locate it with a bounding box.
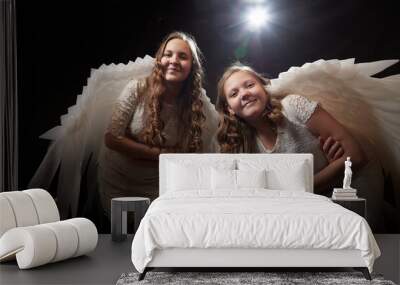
[238,159,309,192]
[166,159,236,192]
[211,168,236,190]
[211,168,267,190]
[237,169,267,189]
[266,163,307,191]
[168,163,210,191]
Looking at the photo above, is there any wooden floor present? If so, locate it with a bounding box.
[0,234,398,284]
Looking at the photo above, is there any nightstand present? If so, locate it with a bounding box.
[111,197,150,242]
[331,197,366,218]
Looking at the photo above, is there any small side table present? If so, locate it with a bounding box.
[331,197,366,218]
[111,197,150,242]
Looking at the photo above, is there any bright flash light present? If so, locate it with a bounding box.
[246,8,269,30]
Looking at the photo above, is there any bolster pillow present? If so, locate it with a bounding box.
[0,218,98,269]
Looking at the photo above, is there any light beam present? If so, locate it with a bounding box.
[246,7,269,31]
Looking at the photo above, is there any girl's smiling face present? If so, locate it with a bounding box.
[223,70,269,122]
[160,38,193,84]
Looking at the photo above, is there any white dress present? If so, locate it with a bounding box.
[98,79,219,216]
[256,94,384,231]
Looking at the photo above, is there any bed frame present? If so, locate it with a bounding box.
[142,248,370,279]
[138,154,371,280]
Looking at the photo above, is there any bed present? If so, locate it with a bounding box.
[131,154,380,280]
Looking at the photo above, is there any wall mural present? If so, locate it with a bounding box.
[18,1,400,233]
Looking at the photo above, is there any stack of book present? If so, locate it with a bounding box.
[332,188,358,199]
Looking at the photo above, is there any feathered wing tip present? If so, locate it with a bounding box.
[39,55,154,141]
[356,59,399,77]
[29,56,155,218]
[267,58,400,200]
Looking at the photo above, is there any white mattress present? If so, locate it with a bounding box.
[131,190,380,273]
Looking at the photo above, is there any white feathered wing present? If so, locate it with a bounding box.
[29,56,155,218]
[267,58,400,197]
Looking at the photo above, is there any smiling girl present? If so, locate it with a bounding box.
[216,63,367,194]
[98,32,218,216]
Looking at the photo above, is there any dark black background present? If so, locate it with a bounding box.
[17,0,399,195]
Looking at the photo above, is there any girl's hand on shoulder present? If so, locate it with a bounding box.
[319,136,344,163]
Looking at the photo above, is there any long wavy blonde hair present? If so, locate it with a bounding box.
[138,32,205,152]
[216,63,284,153]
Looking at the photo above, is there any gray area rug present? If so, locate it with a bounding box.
[116,271,396,285]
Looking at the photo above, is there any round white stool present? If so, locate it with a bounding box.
[111,197,150,242]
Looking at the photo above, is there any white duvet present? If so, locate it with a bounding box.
[131,190,380,273]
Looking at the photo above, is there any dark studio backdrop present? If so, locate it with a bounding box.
[16,0,400,231]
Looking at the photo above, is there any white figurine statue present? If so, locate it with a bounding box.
[343,157,353,189]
